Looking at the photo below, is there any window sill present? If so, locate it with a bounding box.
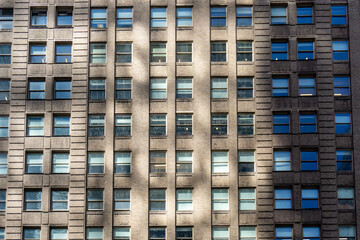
[150,62,167,66]
[50,210,69,212]
[176,62,192,66]
[115,63,132,66]
[271,60,289,62]
[52,98,72,101]
[88,136,106,139]
[90,28,107,31]
[89,100,106,103]
[270,24,288,26]
[333,60,349,63]
[52,135,70,137]
[87,210,104,214]
[212,210,230,214]
[55,25,73,28]
[239,172,256,176]
[211,135,228,138]
[150,27,167,31]
[115,136,132,139]
[150,99,167,102]
[149,211,166,214]
[237,61,253,65]
[150,135,167,139]
[176,211,193,214]
[30,26,47,29]
[114,210,130,215]
[297,23,315,26]
[334,96,351,99]
[177,26,193,30]
[176,173,193,177]
[54,62,73,64]
[211,62,228,65]
[238,135,255,138]
[116,27,133,31]
[237,98,255,101]
[212,173,229,176]
[236,26,253,29]
[0,29,12,32]
[335,133,352,137]
[114,173,131,177]
[89,63,106,66]
[211,26,227,30]
[87,173,105,176]
[332,25,348,28]
[211,98,228,102]
[297,59,315,61]
[150,173,167,177]
[176,98,193,102]
[337,171,353,175]
[176,135,193,139]
[115,99,132,103]
[238,210,256,213]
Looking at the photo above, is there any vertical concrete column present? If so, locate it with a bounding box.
[130,0,150,239]
[193,0,211,239]
[6,0,27,239]
[68,0,90,239]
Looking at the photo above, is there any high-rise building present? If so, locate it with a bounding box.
[0,0,359,239]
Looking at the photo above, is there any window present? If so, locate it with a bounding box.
[149,228,166,240]
[300,114,316,133]
[26,153,43,173]
[176,114,192,136]
[272,42,288,60]
[89,79,105,100]
[339,226,356,240]
[302,189,318,209]
[150,152,166,173]
[237,41,252,61]
[0,228,3,240]
[238,114,254,135]
[299,77,315,96]
[303,227,319,240]
[0,190,5,210]
[0,9,13,29]
[273,114,290,134]
[51,190,68,210]
[115,78,131,100]
[238,151,255,173]
[212,152,228,173]
[0,44,11,64]
[176,227,193,240]
[116,8,132,28]
[298,42,314,60]
[87,189,103,210]
[338,188,354,209]
[237,77,253,98]
[274,151,291,171]
[31,8,47,26]
[27,116,44,136]
[29,44,46,63]
[114,189,130,210]
[0,153,7,174]
[176,42,192,62]
[212,227,229,240]
[50,228,67,240]
[211,42,226,62]
[24,228,41,240]
[0,116,8,137]
[239,188,256,210]
[86,228,103,240]
[176,189,193,211]
[276,227,292,240]
[176,78,192,98]
[88,115,105,137]
[28,79,45,99]
[52,152,69,173]
[116,43,132,63]
[54,78,71,99]
[336,150,352,171]
[239,226,256,240]
[151,8,166,27]
[212,189,228,210]
[272,78,288,96]
[211,114,227,135]
[333,41,348,61]
[114,152,131,174]
[150,78,167,99]
[211,7,226,27]
[335,113,351,134]
[0,79,10,100]
[91,8,106,28]
[150,114,166,136]
[331,5,347,25]
[236,6,252,26]
[275,189,291,209]
[149,189,166,211]
[334,76,349,96]
[55,43,71,63]
[297,7,313,24]
[90,43,106,64]
[56,8,72,26]
[211,77,227,98]
[53,115,70,136]
[177,7,192,27]
[150,42,166,63]
[24,190,41,210]
[88,152,104,174]
[271,7,287,24]
[115,114,131,137]
[176,151,192,173]
[301,151,317,171]
[113,227,130,240]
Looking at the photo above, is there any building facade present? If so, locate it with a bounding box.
[0,0,359,239]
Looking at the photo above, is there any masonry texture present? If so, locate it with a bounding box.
[0,0,359,239]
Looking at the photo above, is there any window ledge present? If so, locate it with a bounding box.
[211,98,228,102]
[270,24,288,26]
[334,96,351,99]
[89,100,106,103]
[115,136,132,139]
[150,136,167,139]
[89,63,106,67]
[28,63,46,65]
[297,24,315,26]
[238,210,256,213]
[212,173,229,176]
[149,211,167,214]
[239,172,256,176]
[176,98,193,102]
[150,99,167,102]
[150,27,167,31]
[115,99,132,103]
[55,26,73,28]
[50,210,69,212]
[176,211,193,214]
[0,174,7,178]
[211,62,228,65]
[176,135,193,139]
[150,63,167,66]
[88,136,106,139]
[237,61,253,65]
[114,210,131,215]
[236,26,253,29]
[176,62,192,66]
[177,26,193,30]
[114,173,131,177]
[115,63,132,66]
[52,135,70,137]
[116,27,133,31]
[90,28,107,31]
[54,62,73,64]
[211,26,227,30]
[335,133,352,137]
[30,26,48,29]
[176,173,193,177]
[332,25,348,28]
[212,210,230,214]
[87,210,104,214]
[212,135,228,138]
[238,135,255,138]
[150,173,167,177]
[87,174,105,176]
[337,171,353,175]
[237,98,255,101]
[333,60,349,63]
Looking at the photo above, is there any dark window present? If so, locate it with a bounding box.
[298,41,314,60]
[237,41,252,61]
[51,190,68,210]
[116,43,132,63]
[115,114,131,137]
[331,5,347,25]
[150,114,166,136]
[176,42,192,62]
[89,43,106,64]
[334,76,349,96]
[237,77,253,98]
[89,79,105,100]
[0,9,13,29]
[176,114,192,136]
[300,114,316,133]
[275,189,291,209]
[335,113,351,134]
[53,115,70,136]
[297,7,313,24]
[24,190,41,210]
[238,151,255,173]
[29,44,46,63]
[273,114,290,134]
[0,79,10,101]
[149,189,166,211]
[88,152,104,174]
[91,8,107,28]
[339,226,355,240]
[31,8,47,26]
[272,42,287,60]
[211,42,226,62]
[150,152,166,173]
[56,8,72,26]
[176,7,192,27]
[338,188,354,209]
[0,44,11,64]
[211,7,226,27]
[150,42,166,63]
[87,189,103,210]
[54,78,71,99]
[236,6,252,26]
[336,150,352,171]
[299,77,315,96]
[302,189,318,209]
[88,115,105,137]
[272,78,288,97]
[271,7,287,24]
[238,114,254,135]
[0,190,5,211]
[114,189,130,210]
[302,227,320,240]
[301,151,317,171]
[116,8,132,28]
[176,227,193,240]
[211,114,227,135]
[115,78,131,100]
[149,227,166,240]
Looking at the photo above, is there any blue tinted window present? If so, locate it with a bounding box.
[331,5,347,25]
[0,9,13,29]
[31,8,47,26]
[273,114,290,134]
[299,77,315,96]
[335,113,351,134]
[55,44,71,63]
[276,227,292,240]
[30,44,46,63]
[303,227,320,240]
[336,150,352,171]
[57,9,72,26]
[24,228,41,240]
[271,7,287,24]
[55,79,71,99]
[297,7,312,24]
[211,7,226,27]
[301,151,317,171]
[298,42,314,60]
[274,151,291,171]
[0,44,11,64]
[333,41,348,61]
[177,8,192,26]
[272,78,288,96]
[53,116,70,136]
[91,9,107,28]
[117,8,132,27]
[0,116,8,138]
[302,189,318,209]
[272,42,287,60]
[236,7,252,26]
[151,8,166,27]
[334,76,349,96]
[275,189,291,209]
[300,114,316,133]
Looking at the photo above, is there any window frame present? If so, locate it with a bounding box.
[271,42,288,61]
[338,187,354,210]
[29,43,46,63]
[273,114,290,134]
[237,41,253,62]
[149,189,166,211]
[150,42,166,63]
[150,114,166,136]
[211,41,227,62]
[24,190,42,211]
[272,77,289,97]
[299,113,317,134]
[114,189,130,211]
[150,151,166,174]
[271,6,287,25]
[149,227,166,240]
[274,150,291,171]
[53,115,70,136]
[236,6,252,27]
[150,7,167,28]
[27,115,44,136]
[176,114,192,136]
[0,116,8,137]
[239,188,256,210]
[302,226,320,240]
[237,77,253,99]
[87,152,104,174]
[211,151,229,173]
[239,226,256,240]
[88,115,105,137]
[28,78,45,99]
[299,76,315,96]
[55,42,72,63]
[26,152,43,174]
[297,41,314,60]
[0,153,7,174]
[212,227,229,240]
[212,188,229,211]
[56,8,73,27]
[90,8,107,28]
[89,78,105,100]
[274,188,292,209]
[211,77,228,99]
[238,113,254,135]
[334,76,350,97]
[339,226,356,240]
[297,6,313,24]
[176,189,193,211]
[332,40,348,61]
[116,42,132,63]
[176,151,193,174]
[24,228,41,240]
[0,190,5,211]
[31,8,47,27]
[176,77,192,99]
[89,43,106,64]
[113,227,130,240]
[115,78,131,100]
[211,114,228,136]
[176,227,193,240]
[336,150,352,172]
[114,152,131,174]
[52,152,69,174]
[176,7,192,27]
[331,5,347,25]
[276,227,293,240]
[150,78,167,100]
[301,189,319,209]
[300,151,318,171]
[50,228,68,240]
[0,9,13,30]
[54,78,71,99]
[0,44,11,64]
[116,8,133,28]
[335,113,351,134]
[86,228,103,240]
[51,190,68,211]
[87,189,104,210]
[115,114,131,137]
[238,151,255,173]
[210,6,227,27]
[176,42,192,63]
